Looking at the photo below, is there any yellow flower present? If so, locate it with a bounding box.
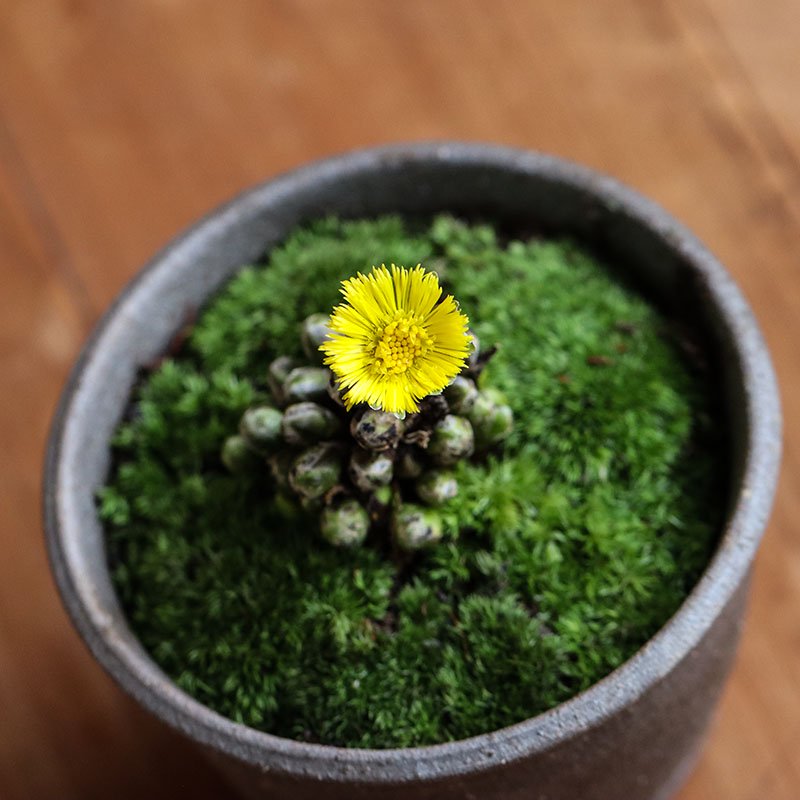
[321,264,471,415]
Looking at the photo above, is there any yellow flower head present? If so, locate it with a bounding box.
[321,264,471,415]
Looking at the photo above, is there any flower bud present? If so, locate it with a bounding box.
[468,389,514,449]
[416,470,459,506]
[349,446,393,492]
[301,313,331,364]
[283,367,331,405]
[221,435,259,473]
[428,415,474,466]
[267,356,297,405]
[392,503,444,551]
[239,405,283,452]
[320,500,370,547]
[281,402,341,446]
[289,443,342,500]
[350,408,404,451]
[480,386,507,406]
[443,375,479,415]
[395,447,425,479]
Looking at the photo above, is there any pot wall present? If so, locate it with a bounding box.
[45,143,781,800]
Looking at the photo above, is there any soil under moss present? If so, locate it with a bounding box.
[99,215,724,748]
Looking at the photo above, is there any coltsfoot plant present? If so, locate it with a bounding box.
[223,264,513,551]
[99,215,724,748]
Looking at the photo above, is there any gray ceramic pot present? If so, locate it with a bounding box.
[44,143,781,800]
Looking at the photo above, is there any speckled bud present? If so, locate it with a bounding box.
[288,443,342,500]
[267,356,297,405]
[350,408,404,451]
[301,313,331,364]
[468,388,514,449]
[478,405,514,449]
[349,446,394,492]
[283,367,330,405]
[395,447,425,479]
[480,386,507,406]
[467,330,480,369]
[239,405,283,452]
[281,402,340,446]
[443,375,479,415]
[392,503,444,551]
[416,470,459,506]
[221,435,259,473]
[428,415,474,466]
[320,500,370,548]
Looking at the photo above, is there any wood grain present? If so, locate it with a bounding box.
[1,1,797,797]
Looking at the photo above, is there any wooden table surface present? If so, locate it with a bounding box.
[2,2,798,797]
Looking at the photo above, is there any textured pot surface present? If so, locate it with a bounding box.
[44,143,781,800]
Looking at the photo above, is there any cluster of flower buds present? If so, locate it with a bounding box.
[221,314,514,552]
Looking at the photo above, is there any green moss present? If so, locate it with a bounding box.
[100,215,723,747]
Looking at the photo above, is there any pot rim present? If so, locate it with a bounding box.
[44,142,781,784]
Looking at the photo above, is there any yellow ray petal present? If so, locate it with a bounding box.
[321,264,470,415]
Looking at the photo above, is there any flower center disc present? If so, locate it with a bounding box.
[373,314,434,375]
